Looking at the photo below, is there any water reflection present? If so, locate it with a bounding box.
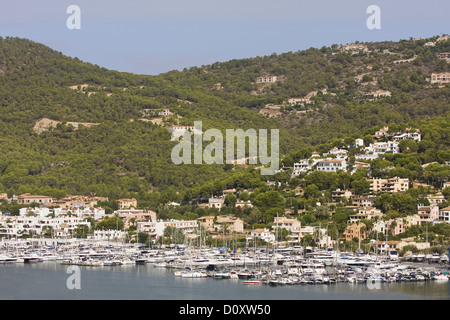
[1,262,449,300]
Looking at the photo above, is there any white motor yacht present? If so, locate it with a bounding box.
[0,254,17,263]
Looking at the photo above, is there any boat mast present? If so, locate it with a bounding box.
[275,213,279,251]
[358,220,361,253]
[385,226,388,259]
[375,218,379,262]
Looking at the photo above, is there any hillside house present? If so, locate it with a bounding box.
[341,44,368,53]
[427,194,446,206]
[256,75,277,84]
[287,98,313,105]
[235,201,253,209]
[351,161,370,174]
[17,194,53,205]
[392,131,421,142]
[325,147,348,158]
[365,90,391,99]
[331,189,353,201]
[437,52,450,61]
[167,125,202,141]
[116,198,137,210]
[158,108,173,116]
[292,159,316,175]
[418,205,440,225]
[440,207,450,223]
[373,126,389,138]
[352,196,376,207]
[430,73,450,84]
[366,141,400,155]
[316,159,347,172]
[208,197,225,210]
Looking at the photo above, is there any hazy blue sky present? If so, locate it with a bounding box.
[0,0,448,75]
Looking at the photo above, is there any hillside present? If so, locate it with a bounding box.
[0,35,449,211]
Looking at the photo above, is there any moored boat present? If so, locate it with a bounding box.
[242,280,262,285]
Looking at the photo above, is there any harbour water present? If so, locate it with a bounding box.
[1,261,450,300]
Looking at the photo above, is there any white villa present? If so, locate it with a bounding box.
[256,75,278,84]
[366,141,400,155]
[392,132,421,142]
[315,159,347,172]
[167,125,203,141]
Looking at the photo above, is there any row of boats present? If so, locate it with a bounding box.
[170,261,450,285]
[1,242,449,285]
[133,245,450,285]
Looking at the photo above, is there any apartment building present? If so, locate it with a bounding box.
[373,217,406,236]
[349,207,383,223]
[369,177,409,194]
[344,223,367,242]
[352,196,376,207]
[417,205,440,225]
[137,219,198,241]
[0,215,90,238]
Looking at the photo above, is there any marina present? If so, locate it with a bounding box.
[1,239,450,300]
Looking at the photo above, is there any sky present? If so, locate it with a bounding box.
[0,0,449,75]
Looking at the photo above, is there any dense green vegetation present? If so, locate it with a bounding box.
[0,35,449,248]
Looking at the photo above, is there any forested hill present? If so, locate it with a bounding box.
[0,35,449,209]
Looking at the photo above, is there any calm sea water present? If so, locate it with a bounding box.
[1,262,450,300]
